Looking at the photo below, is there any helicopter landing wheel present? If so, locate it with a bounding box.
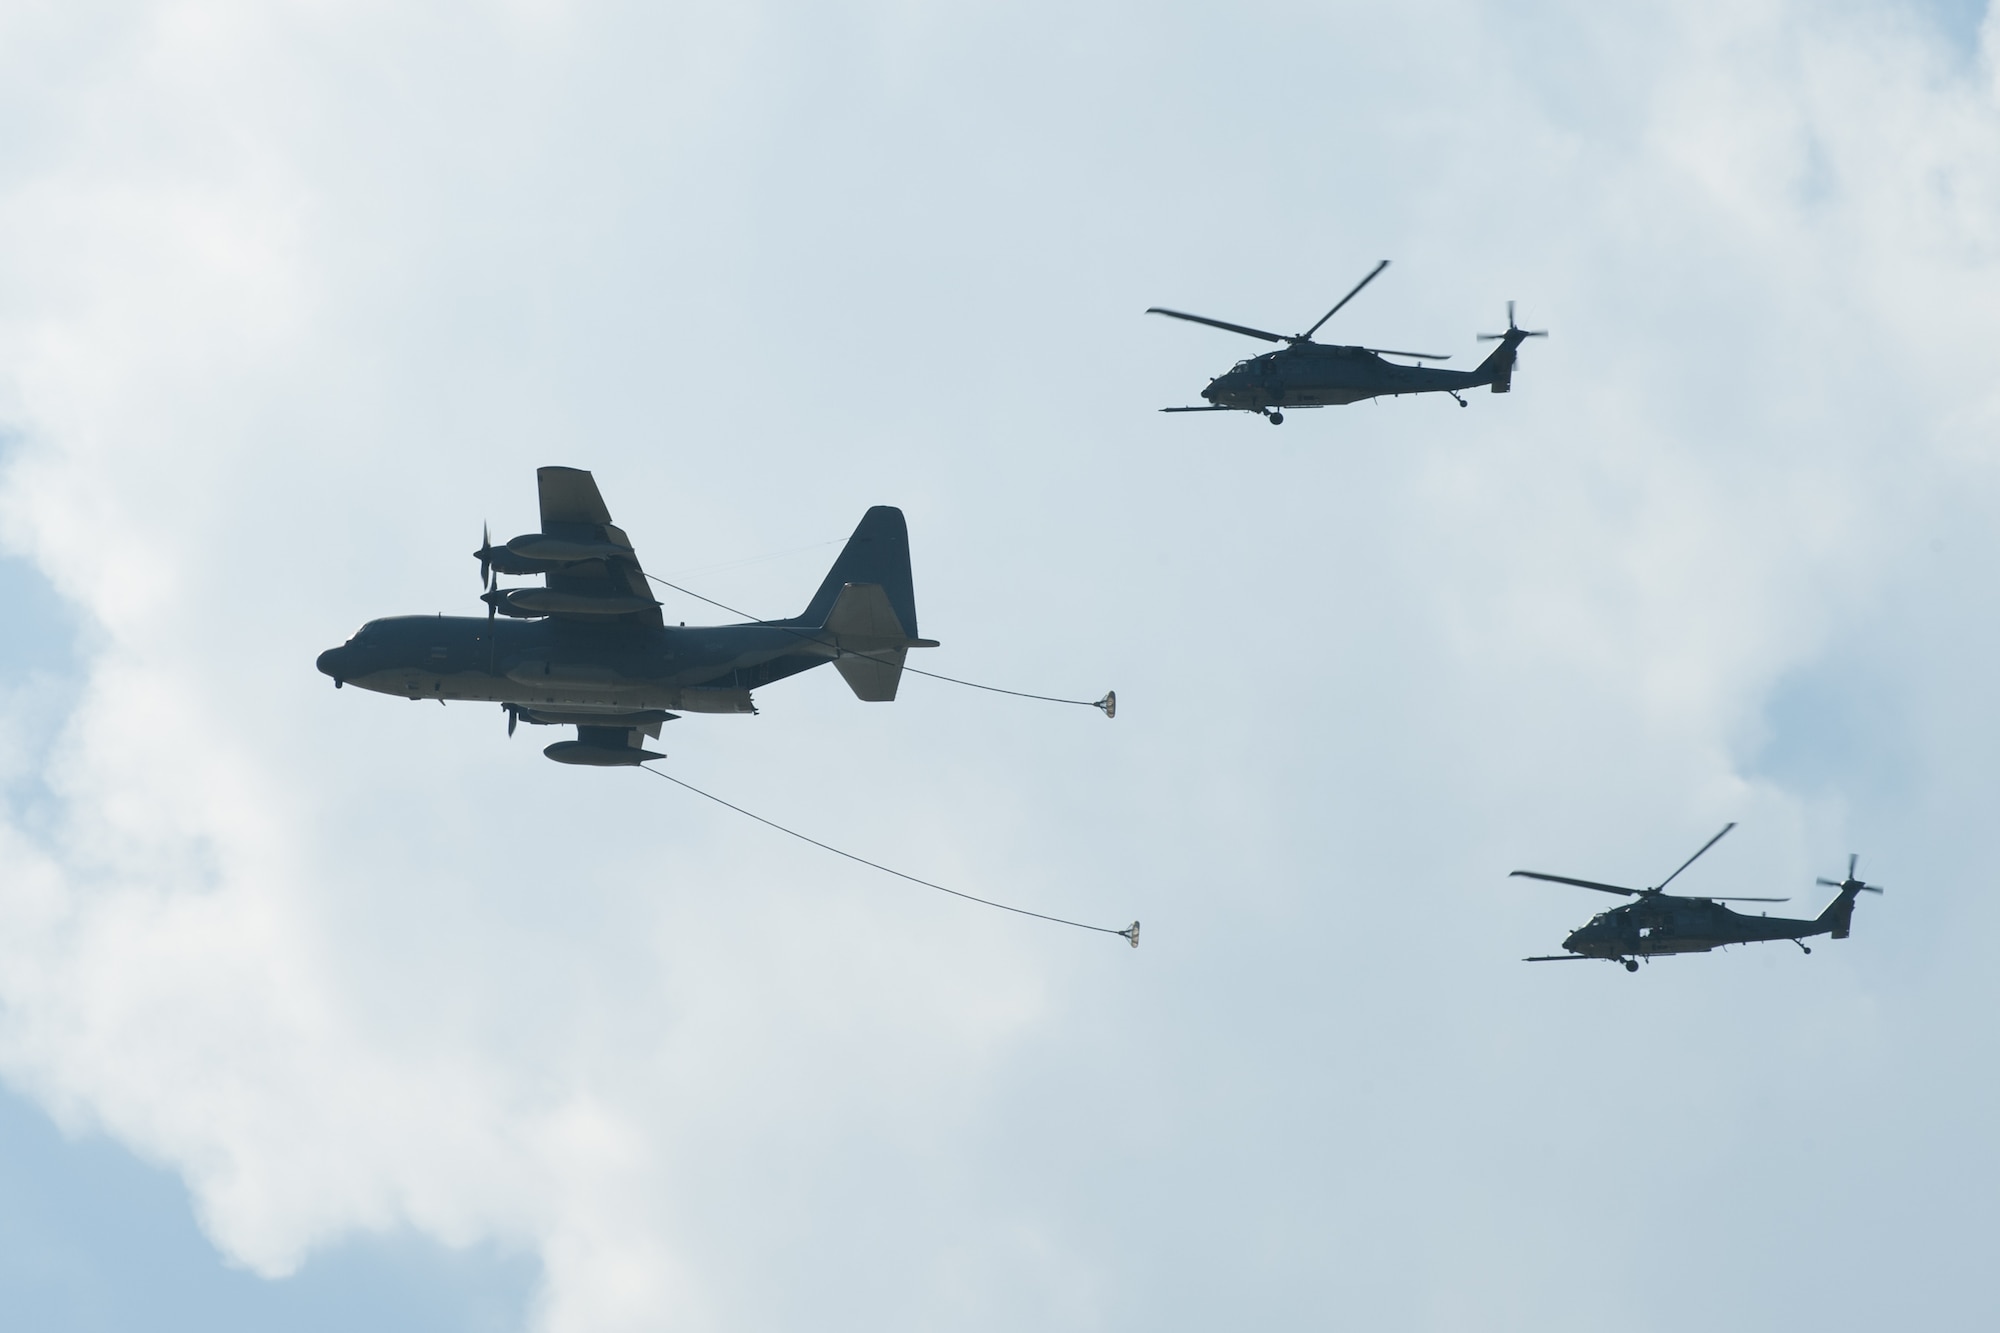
[1623,959,1639,973]
[1267,411,1284,426]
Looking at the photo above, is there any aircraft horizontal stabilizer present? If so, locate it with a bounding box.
[824,582,939,702]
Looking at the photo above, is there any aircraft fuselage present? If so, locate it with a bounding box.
[316,614,836,716]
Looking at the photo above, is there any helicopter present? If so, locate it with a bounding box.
[1147,260,1545,422]
[1510,823,1885,971]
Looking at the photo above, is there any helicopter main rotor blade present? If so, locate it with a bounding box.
[1704,896,1791,903]
[1362,347,1452,361]
[1145,307,1286,342]
[1300,259,1390,341]
[1655,822,1736,892]
[1509,870,1639,897]
[1523,954,1597,962]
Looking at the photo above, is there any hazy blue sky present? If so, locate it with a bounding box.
[2,2,1998,1330]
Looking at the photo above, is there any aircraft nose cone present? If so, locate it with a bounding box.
[316,646,347,682]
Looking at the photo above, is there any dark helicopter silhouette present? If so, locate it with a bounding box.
[1148,260,1544,422]
[1510,823,1885,971]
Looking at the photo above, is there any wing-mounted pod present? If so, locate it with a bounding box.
[502,704,672,765]
[544,726,665,766]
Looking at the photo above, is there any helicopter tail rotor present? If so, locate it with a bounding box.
[1474,301,1547,394]
[1814,854,1884,939]
[1814,853,1884,895]
[1476,300,1549,341]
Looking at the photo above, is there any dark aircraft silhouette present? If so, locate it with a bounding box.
[1148,260,1545,422]
[316,467,937,765]
[1511,823,1885,971]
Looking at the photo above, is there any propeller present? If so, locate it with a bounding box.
[1477,300,1549,341]
[475,523,498,590]
[1147,260,1394,346]
[1817,853,1885,894]
[504,703,518,737]
[483,582,501,673]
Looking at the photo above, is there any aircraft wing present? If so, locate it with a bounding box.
[531,467,663,626]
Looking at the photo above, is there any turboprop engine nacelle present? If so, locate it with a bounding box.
[505,533,634,563]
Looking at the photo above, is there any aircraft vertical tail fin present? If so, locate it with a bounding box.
[796,507,919,635]
[1473,302,1547,393]
[1817,888,1861,939]
[1814,859,1883,940]
[787,507,938,702]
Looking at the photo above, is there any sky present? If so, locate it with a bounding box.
[1,1,1998,1330]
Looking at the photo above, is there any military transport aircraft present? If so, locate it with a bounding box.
[1148,260,1545,422]
[316,467,937,765]
[1509,823,1885,971]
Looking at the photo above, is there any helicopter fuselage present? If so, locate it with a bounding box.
[1202,342,1498,410]
[1562,895,1835,960]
